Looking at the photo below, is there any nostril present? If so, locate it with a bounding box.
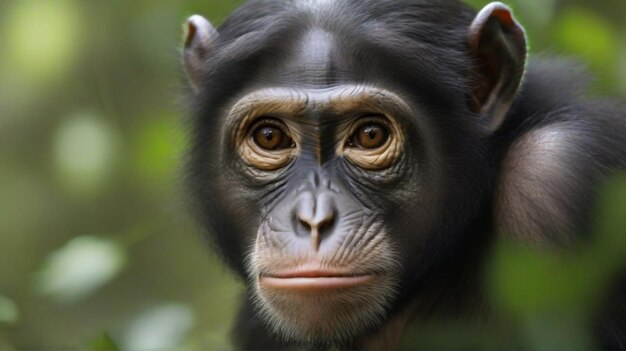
[317,218,334,234]
[298,216,334,235]
[299,219,312,231]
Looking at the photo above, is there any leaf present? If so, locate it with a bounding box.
[0,295,19,325]
[34,236,127,303]
[89,333,120,351]
[122,303,195,351]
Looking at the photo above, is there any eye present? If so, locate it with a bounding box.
[251,120,294,151]
[341,116,403,170]
[238,118,297,171]
[348,123,389,150]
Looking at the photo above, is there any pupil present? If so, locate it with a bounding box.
[366,128,377,139]
[254,125,288,150]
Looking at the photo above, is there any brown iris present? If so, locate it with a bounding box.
[252,121,294,151]
[350,123,389,150]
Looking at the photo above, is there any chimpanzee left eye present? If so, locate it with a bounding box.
[348,123,389,150]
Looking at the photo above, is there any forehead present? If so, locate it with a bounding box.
[259,27,363,88]
[209,0,465,111]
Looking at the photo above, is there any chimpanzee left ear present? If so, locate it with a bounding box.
[468,2,527,132]
[183,15,219,92]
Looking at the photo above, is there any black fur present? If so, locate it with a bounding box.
[184,0,626,349]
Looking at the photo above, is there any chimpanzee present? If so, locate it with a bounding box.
[181,0,626,349]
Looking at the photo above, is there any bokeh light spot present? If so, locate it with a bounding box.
[0,295,19,325]
[34,236,127,303]
[53,112,121,196]
[123,303,195,350]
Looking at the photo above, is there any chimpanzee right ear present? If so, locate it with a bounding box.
[183,15,218,92]
[468,2,527,132]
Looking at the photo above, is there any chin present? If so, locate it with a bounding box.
[252,273,400,345]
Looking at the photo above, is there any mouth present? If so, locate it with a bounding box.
[259,268,379,291]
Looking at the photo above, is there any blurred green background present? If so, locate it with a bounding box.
[0,0,624,350]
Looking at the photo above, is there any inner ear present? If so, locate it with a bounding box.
[183,15,218,93]
[468,2,527,132]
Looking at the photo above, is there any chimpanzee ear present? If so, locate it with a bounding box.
[468,2,527,132]
[183,15,218,92]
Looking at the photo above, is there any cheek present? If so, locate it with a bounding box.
[340,156,421,215]
[215,177,265,241]
[375,173,446,257]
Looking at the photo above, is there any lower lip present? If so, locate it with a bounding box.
[259,275,377,291]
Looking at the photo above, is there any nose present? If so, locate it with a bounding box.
[295,191,337,251]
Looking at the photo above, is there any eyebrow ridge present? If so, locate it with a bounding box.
[228,86,413,120]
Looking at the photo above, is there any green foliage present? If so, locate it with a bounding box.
[3,1,81,84]
[130,118,186,187]
[89,333,120,351]
[486,175,626,351]
[553,7,620,89]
